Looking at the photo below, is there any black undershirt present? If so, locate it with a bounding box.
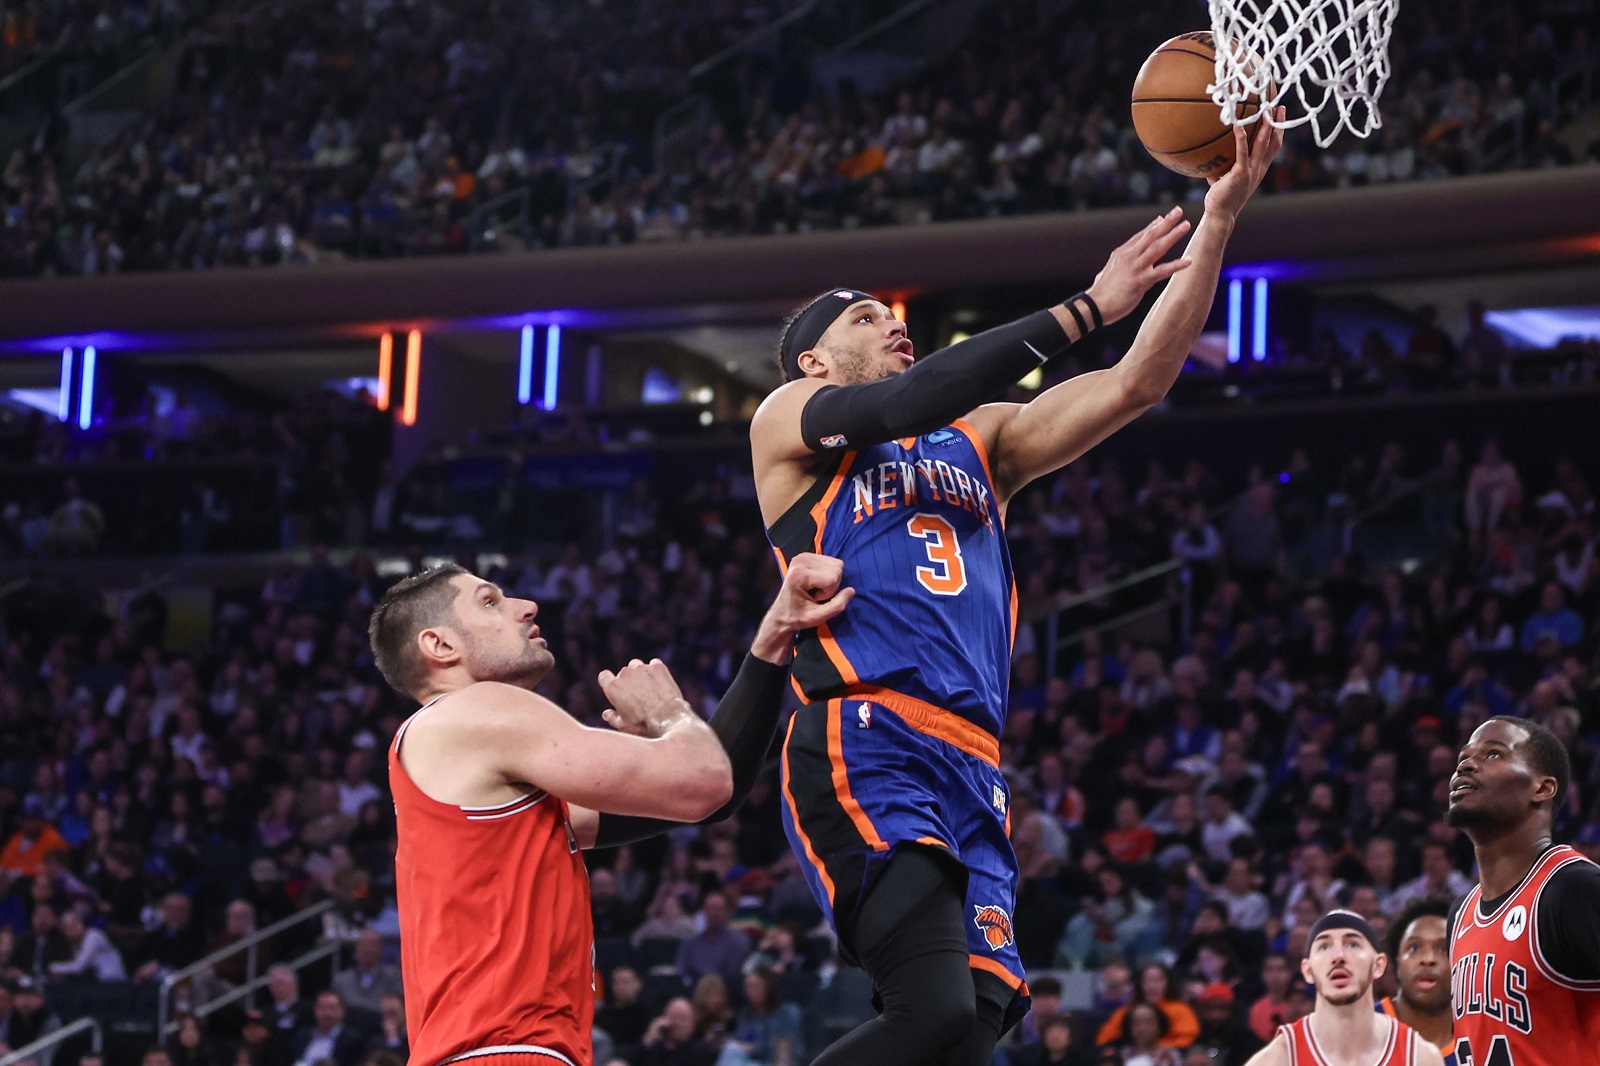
[1448,848,1600,983]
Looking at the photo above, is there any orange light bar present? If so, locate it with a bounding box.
[377,333,393,411]
[401,330,421,426]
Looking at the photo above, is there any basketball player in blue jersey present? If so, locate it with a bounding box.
[749,114,1285,1066]
[1378,898,1458,1066]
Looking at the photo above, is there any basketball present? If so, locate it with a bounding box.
[1131,31,1262,179]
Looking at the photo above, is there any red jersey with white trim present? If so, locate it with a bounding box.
[1449,845,1600,1066]
[1279,1013,1417,1066]
[390,706,594,1066]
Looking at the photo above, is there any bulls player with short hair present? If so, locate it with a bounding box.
[1379,897,1456,1066]
[370,553,852,1066]
[1446,716,1600,1066]
[1246,910,1445,1066]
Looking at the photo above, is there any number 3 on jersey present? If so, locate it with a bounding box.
[1457,1036,1513,1066]
[907,513,967,595]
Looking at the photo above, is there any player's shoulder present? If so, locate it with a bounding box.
[752,377,830,432]
[1535,848,1600,916]
[1243,1029,1291,1066]
[1406,1028,1447,1066]
[408,682,563,739]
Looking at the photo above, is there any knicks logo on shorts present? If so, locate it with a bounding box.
[973,905,1015,951]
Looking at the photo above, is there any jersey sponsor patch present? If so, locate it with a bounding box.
[1502,905,1527,941]
[819,434,849,449]
[974,905,1015,951]
[924,429,959,446]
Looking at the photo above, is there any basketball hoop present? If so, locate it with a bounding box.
[1207,0,1398,148]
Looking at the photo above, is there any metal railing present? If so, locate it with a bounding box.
[1040,558,1189,678]
[156,899,334,1038]
[0,1017,101,1066]
[466,188,531,251]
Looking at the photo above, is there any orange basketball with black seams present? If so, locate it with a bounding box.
[1131,31,1266,179]
[973,905,1015,950]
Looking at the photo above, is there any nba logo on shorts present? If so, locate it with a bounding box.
[973,905,1015,951]
[1502,905,1527,941]
[858,703,872,729]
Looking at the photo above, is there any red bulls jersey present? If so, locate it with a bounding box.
[1449,845,1600,1066]
[390,704,594,1066]
[1280,1013,1419,1066]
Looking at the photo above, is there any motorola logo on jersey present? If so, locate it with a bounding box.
[1501,905,1526,941]
[1450,952,1532,1034]
[973,905,1015,951]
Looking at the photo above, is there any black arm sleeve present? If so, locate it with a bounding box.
[799,309,1071,452]
[1535,859,1600,982]
[591,653,791,849]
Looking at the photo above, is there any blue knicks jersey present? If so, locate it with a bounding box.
[768,419,1015,737]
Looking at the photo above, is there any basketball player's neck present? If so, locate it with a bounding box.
[1471,820,1554,900]
[1390,993,1451,1049]
[1310,999,1386,1061]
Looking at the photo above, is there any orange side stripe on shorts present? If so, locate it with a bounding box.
[969,955,1024,990]
[914,836,949,849]
[782,713,835,903]
[828,699,889,852]
[841,685,1000,768]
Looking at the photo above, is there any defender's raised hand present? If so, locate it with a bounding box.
[598,658,691,737]
[750,553,855,664]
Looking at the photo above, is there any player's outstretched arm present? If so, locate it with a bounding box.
[970,109,1285,503]
[1241,1033,1290,1066]
[579,553,855,849]
[461,670,734,822]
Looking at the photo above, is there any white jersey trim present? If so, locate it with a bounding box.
[1466,846,1571,929]
[435,1046,576,1066]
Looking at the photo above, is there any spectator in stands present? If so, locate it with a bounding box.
[1246,954,1296,1044]
[1519,582,1584,650]
[290,991,366,1066]
[598,966,653,1048]
[1,977,62,1065]
[1464,440,1522,551]
[674,892,749,993]
[1098,964,1200,1050]
[332,929,401,1016]
[8,905,69,978]
[1194,982,1259,1063]
[729,966,803,1066]
[264,966,312,1038]
[166,1012,209,1066]
[362,994,408,1062]
[1058,865,1153,968]
[43,480,105,556]
[622,996,717,1066]
[1118,1002,1184,1065]
[237,1008,289,1066]
[1017,1014,1090,1066]
[46,909,125,981]
[0,804,69,885]
[1224,487,1283,602]
[131,892,209,983]
[1383,842,1474,915]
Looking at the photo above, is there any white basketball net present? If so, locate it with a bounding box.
[1207,0,1399,148]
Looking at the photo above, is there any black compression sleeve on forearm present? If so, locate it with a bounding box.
[591,653,790,849]
[799,309,1070,452]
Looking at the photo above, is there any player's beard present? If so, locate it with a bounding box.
[1444,799,1499,830]
[829,344,899,386]
[471,642,556,689]
[1318,976,1370,1008]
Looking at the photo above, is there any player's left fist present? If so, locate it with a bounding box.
[775,553,854,630]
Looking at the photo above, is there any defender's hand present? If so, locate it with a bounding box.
[1084,207,1194,326]
[598,658,690,737]
[1204,106,1285,220]
[771,553,855,632]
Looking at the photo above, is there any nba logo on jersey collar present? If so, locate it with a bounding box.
[858,703,872,728]
[973,905,1015,950]
[1502,905,1527,941]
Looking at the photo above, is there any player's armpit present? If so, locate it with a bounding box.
[568,805,599,850]
[1241,1033,1290,1066]
[463,682,732,821]
[973,365,1152,502]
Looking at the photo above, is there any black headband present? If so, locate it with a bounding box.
[780,288,880,381]
[1309,911,1379,950]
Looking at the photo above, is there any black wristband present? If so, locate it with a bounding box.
[1063,299,1089,338]
[1073,290,1104,330]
